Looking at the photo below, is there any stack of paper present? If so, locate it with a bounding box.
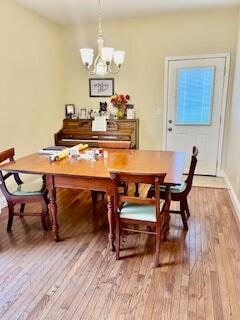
[38,146,66,155]
[92,116,107,132]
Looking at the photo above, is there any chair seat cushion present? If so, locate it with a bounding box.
[161,182,186,193]
[120,200,165,222]
[11,182,45,196]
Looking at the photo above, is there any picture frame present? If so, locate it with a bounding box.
[65,104,75,117]
[89,78,114,97]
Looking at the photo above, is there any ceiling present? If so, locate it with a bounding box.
[16,0,240,26]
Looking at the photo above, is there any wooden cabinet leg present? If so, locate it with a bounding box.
[107,195,115,252]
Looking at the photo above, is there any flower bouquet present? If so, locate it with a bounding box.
[110,94,130,119]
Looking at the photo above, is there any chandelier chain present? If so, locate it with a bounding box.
[98,0,103,37]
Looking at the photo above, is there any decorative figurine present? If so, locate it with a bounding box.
[99,101,108,116]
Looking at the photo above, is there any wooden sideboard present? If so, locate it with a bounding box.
[54,119,139,149]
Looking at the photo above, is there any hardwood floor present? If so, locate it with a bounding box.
[0,187,240,319]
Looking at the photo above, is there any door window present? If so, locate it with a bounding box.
[176,66,215,125]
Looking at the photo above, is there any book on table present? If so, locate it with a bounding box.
[38,146,66,155]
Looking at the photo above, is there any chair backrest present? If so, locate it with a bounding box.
[0,147,15,164]
[109,170,167,221]
[98,140,131,149]
[0,148,22,198]
[185,146,199,194]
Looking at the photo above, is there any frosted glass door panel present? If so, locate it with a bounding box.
[176,67,215,125]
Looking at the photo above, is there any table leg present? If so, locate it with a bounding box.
[46,175,60,242]
[106,195,115,252]
[163,186,171,240]
[91,191,100,231]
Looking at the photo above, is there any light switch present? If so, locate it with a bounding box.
[156,108,162,116]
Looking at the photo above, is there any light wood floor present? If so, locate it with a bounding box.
[0,187,240,320]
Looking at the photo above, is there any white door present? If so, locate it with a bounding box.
[165,56,228,175]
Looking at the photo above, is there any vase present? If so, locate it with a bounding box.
[117,109,125,119]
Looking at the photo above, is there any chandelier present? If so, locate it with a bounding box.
[80,0,125,76]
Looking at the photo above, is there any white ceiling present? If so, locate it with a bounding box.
[16,0,240,26]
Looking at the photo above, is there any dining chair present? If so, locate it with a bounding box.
[91,140,132,228]
[98,139,140,195]
[148,146,199,230]
[0,148,49,232]
[109,170,170,267]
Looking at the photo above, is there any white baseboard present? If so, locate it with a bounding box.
[217,169,225,177]
[223,171,240,230]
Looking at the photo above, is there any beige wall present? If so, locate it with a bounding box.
[0,0,65,159]
[63,9,239,151]
[0,2,239,185]
[225,11,240,203]
[0,2,239,211]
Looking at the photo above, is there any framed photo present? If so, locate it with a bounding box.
[65,104,75,116]
[89,78,114,97]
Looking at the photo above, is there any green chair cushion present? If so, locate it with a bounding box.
[9,182,45,196]
[160,182,186,194]
[120,200,165,222]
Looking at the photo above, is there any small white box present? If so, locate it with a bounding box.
[69,147,79,157]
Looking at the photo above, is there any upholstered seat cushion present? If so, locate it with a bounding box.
[120,200,165,222]
[160,182,186,193]
[7,181,45,196]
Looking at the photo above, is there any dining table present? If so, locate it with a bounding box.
[0,149,186,250]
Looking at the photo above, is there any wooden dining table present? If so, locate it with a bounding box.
[0,149,185,250]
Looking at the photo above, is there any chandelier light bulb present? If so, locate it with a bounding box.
[113,51,125,66]
[101,47,114,63]
[80,48,94,67]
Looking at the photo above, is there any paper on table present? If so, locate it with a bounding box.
[38,149,60,155]
[38,146,66,155]
[92,116,107,132]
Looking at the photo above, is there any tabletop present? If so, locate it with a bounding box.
[0,149,186,185]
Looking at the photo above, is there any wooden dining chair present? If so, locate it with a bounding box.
[110,170,170,267]
[91,140,132,227]
[148,146,199,230]
[0,148,49,232]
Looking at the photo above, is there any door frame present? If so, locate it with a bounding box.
[163,53,230,176]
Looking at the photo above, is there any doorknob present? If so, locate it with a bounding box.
[168,120,172,124]
[168,128,172,132]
